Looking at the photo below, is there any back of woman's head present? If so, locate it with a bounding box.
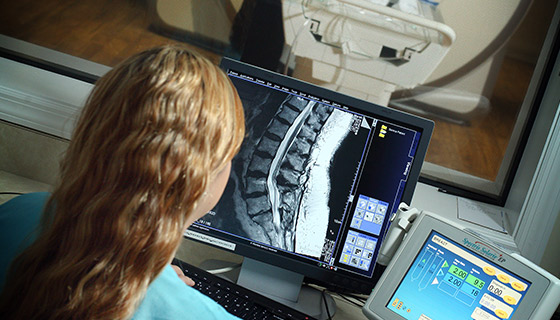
[69,45,244,214]
[0,45,245,319]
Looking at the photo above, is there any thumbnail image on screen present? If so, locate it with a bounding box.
[387,231,531,320]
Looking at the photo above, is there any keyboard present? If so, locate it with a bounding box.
[172,258,316,320]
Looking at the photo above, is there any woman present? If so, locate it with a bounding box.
[0,45,245,319]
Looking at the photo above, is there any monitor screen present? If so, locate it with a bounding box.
[186,58,434,294]
[387,231,531,320]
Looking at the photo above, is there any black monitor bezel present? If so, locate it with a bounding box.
[186,57,434,294]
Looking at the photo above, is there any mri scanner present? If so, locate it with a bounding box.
[152,0,534,123]
[281,0,533,122]
[281,0,456,106]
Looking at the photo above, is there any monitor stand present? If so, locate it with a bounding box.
[236,258,336,320]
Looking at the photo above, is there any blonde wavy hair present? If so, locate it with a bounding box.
[0,45,245,319]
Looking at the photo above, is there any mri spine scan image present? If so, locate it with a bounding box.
[201,78,368,260]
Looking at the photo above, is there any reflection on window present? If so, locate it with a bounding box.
[0,0,557,202]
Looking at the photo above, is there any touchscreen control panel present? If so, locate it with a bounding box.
[362,211,560,320]
[387,231,530,320]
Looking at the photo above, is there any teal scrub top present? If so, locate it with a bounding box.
[0,193,240,320]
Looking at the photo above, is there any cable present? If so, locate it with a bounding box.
[333,291,366,308]
[0,192,24,195]
[343,291,367,302]
[321,288,333,320]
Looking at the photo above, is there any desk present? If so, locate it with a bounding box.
[176,238,369,319]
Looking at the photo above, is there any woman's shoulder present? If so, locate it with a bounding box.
[0,192,50,289]
[0,191,51,245]
[0,192,50,214]
[133,264,241,320]
[0,191,50,239]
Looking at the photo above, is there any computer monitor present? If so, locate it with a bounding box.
[185,57,434,312]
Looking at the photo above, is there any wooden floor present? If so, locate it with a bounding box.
[426,57,532,181]
[0,0,541,181]
[0,0,221,65]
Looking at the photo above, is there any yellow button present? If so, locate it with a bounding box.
[512,281,527,292]
[497,274,510,284]
[504,295,517,305]
[495,309,509,319]
[483,266,496,276]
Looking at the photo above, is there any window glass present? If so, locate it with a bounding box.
[0,0,223,65]
[1,0,557,202]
